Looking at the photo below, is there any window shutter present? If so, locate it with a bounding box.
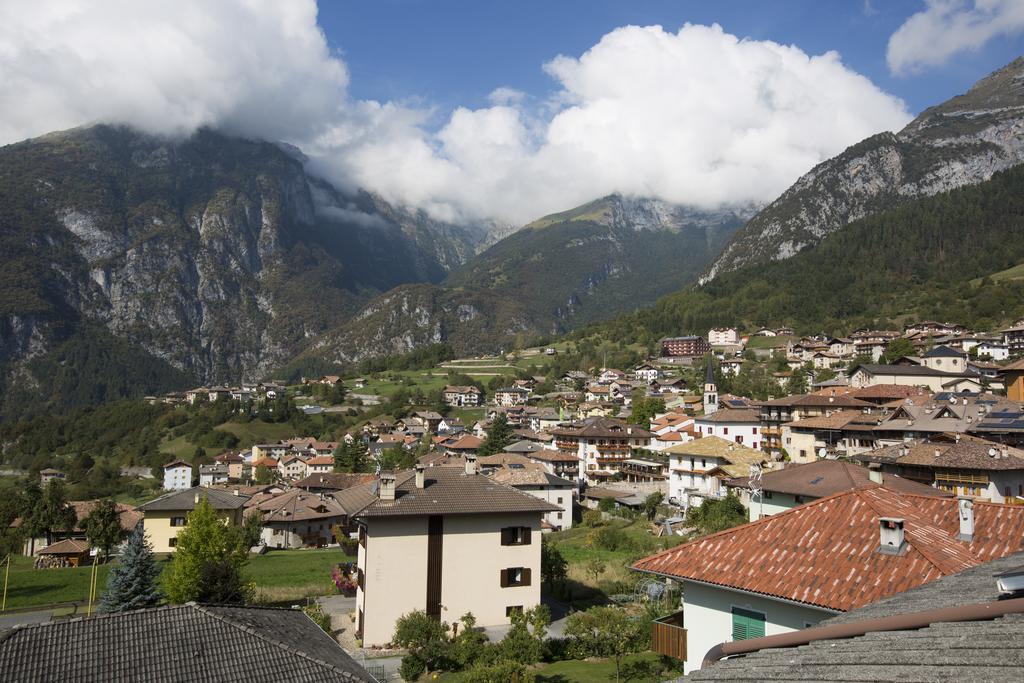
[522,568,532,586]
[500,528,511,545]
[523,527,532,545]
[731,614,746,641]
[500,569,509,587]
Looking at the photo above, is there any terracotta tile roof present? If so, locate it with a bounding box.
[477,453,539,467]
[446,434,482,450]
[525,449,578,463]
[633,486,1024,612]
[726,459,951,499]
[304,455,334,466]
[488,468,575,487]
[760,394,872,408]
[38,538,90,555]
[252,457,279,468]
[351,468,560,518]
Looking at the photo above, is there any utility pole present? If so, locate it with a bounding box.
[1,554,9,612]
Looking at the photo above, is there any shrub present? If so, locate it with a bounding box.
[463,660,535,683]
[398,653,426,681]
[302,603,332,633]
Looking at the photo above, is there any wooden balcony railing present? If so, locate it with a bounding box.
[652,611,687,661]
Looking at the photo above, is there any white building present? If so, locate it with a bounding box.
[666,437,766,508]
[694,408,762,451]
[707,328,740,345]
[634,364,661,383]
[198,464,229,487]
[920,346,968,373]
[162,460,193,491]
[489,468,576,531]
[976,341,1009,361]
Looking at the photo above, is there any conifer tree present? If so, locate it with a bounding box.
[99,523,162,613]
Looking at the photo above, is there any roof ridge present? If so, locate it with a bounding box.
[193,605,361,679]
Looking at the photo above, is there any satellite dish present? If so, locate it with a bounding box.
[989,448,998,457]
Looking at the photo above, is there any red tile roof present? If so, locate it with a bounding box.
[632,486,1024,612]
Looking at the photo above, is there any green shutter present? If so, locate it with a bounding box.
[731,607,765,641]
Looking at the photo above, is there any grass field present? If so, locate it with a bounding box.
[1,548,354,611]
[214,420,298,445]
[436,652,673,682]
[973,261,1024,285]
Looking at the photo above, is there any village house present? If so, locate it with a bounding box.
[694,408,762,450]
[293,472,376,493]
[687,550,1024,681]
[848,363,980,392]
[304,455,334,476]
[920,345,968,373]
[707,327,740,345]
[904,320,967,337]
[1003,323,1024,355]
[521,448,580,479]
[489,467,576,531]
[277,454,308,480]
[493,386,530,407]
[137,487,248,553]
[198,464,229,487]
[633,363,661,383]
[444,434,483,456]
[780,410,884,462]
[719,358,744,377]
[725,458,950,521]
[213,451,245,480]
[17,500,141,556]
[343,460,558,647]
[634,485,1024,674]
[855,434,1024,503]
[548,416,653,484]
[39,468,65,486]
[250,489,350,548]
[162,460,193,491]
[442,385,481,405]
[665,437,767,509]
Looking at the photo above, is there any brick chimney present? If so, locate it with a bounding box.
[957,496,974,542]
[379,472,396,501]
[465,453,478,475]
[878,517,906,555]
[415,463,425,489]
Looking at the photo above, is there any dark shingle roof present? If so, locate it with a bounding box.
[726,460,951,499]
[686,552,1024,682]
[922,345,966,358]
[353,468,560,518]
[851,363,967,378]
[136,487,249,512]
[0,603,374,682]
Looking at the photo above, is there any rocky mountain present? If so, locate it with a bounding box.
[308,195,751,365]
[703,57,1024,282]
[445,195,751,327]
[0,125,485,415]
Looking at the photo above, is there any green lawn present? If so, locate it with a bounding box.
[214,420,298,445]
[1,548,354,611]
[973,260,1024,285]
[437,652,674,682]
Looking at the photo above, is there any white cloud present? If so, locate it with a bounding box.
[888,0,1024,76]
[0,4,911,225]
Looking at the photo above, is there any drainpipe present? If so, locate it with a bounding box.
[701,596,1024,670]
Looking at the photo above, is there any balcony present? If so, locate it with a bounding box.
[652,611,687,660]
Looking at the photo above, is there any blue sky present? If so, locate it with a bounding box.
[320,0,1024,123]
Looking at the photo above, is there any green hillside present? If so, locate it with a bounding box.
[589,164,1024,343]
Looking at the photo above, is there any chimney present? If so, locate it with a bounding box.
[379,472,396,501]
[957,496,974,542]
[465,453,478,475]
[868,464,883,485]
[194,493,200,505]
[233,488,239,496]
[877,517,906,555]
[415,464,425,489]
[1002,447,1009,459]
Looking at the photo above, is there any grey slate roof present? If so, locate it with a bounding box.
[351,467,560,518]
[685,552,1024,682]
[136,486,249,512]
[0,603,374,682]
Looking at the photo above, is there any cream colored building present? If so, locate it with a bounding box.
[136,487,248,553]
[339,459,557,647]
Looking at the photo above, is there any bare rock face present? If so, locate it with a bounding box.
[0,125,485,411]
[703,57,1024,282]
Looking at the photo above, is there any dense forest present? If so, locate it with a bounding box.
[587,164,1024,343]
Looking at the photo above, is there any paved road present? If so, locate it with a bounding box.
[0,609,53,630]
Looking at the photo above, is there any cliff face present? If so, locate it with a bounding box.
[703,57,1024,282]
[0,125,484,412]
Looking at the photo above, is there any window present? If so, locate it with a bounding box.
[557,512,563,519]
[557,497,563,504]
[723,428,729,435]
[736,436,743,444]
[701,459,706,468]
[500,567,531,587]
[506,605,524,617]
[753,427,758,434]
[731,607,765,640]
[170,516,187,527]
[168,537,177,548]
[690,458,695,469]
[501,527,532,546]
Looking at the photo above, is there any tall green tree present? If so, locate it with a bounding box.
[685,492,748,536]
[882,338,917,363]
[25,479,77,540]
[477,414,514,456]
[99,523,163,612]
[163,497,249,604]
[82,499,127,561]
